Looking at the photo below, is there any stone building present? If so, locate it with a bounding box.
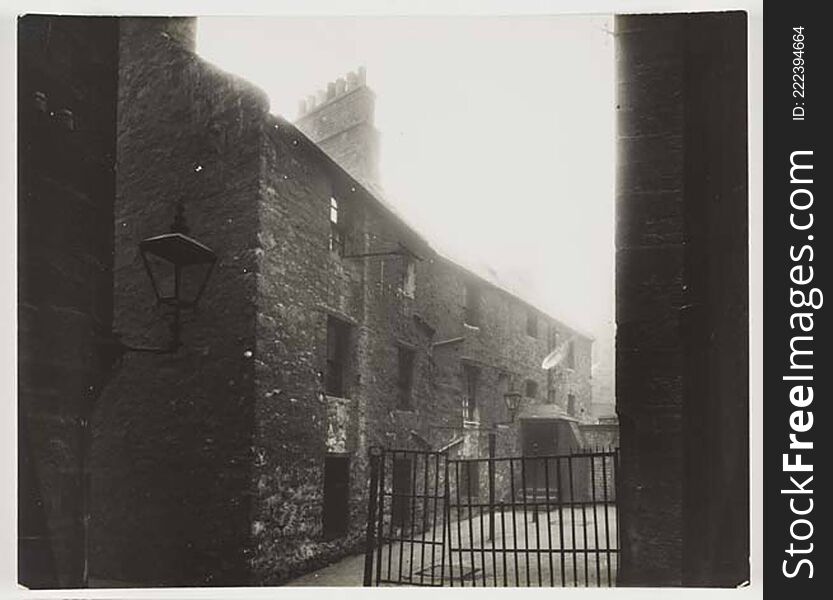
[78,17,594,586]
[615,12,748,587]
[18,15,119,589]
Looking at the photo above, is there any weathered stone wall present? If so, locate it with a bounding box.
[422,256,593,430]
[615,11,748,587]
[89,17,269,586]
[80,16,596,587]
[18,15,119,588]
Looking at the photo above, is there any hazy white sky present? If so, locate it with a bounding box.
[196,15,614,338]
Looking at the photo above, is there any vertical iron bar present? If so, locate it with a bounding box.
[465,462,477,587]
[489,456,497,587]
[509,458,519,586]
[476,461,488,587]
[430,453,441,586]
[387,452,397,583]
[419,452,430,585]
[613,448,622,579]
[556,456,566,586]
[582,458,589,586]
[455,461,465,586]
[534,461,543,587]
[591,454,601,586]
[601,452,612,586]
[500,496,508,587]
[568,455,577,586]
[442,455,451,587]
[363,448,381,586]
[375,449,387,586]
[544,456,554,587]
[407,452,419,582]
[520,456,531,586]
[489,435,496,541]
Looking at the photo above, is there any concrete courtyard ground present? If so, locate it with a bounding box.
[288,503,618,587]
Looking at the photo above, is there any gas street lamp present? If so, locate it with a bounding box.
[137,203,217,353]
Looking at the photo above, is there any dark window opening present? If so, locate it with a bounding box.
[323,455,350,539]
[392,457,413,528]
[548,325,558,352]
[463,364,479,421]
[525,379,538,399]
[526,310,538,337]
[397,346,415,410]
[567,394,576,417]
[463,282,481,327]
[401,257,416,298]
[326,316,350,397]
[329,196,345,256]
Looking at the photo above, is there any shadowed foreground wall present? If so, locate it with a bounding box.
[615,11,748,587]
[18,15,119,588]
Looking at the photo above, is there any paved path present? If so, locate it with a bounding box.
[288,504,617,587]
[287,551,366,587]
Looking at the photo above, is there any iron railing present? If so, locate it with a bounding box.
[363,446,619,587]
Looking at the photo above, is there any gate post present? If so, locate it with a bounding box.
[363,446,382,586]
[488,432,496,540]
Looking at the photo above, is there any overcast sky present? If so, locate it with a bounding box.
[196,15,615,339]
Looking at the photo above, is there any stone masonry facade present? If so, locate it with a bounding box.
[615,12,748,587]
[85,17,593,586]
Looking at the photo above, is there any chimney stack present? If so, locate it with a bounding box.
[294,67,380,190]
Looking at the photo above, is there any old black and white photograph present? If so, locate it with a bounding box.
[11,1,760,594]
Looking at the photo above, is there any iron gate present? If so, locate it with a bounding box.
[363,446,619,587]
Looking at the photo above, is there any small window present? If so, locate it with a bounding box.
[526,310,538,338]
[464,283,481,327]
[525,379,538,399]
[329,196,345,256]
[402,258,416,298]
[326,316,350,397]
[548,325,558,352]
[463,364,479,421]
[397,346,415,410]
[567,394,576,416]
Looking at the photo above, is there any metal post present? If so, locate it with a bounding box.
[488,433,496,541]
[363,447,381,586]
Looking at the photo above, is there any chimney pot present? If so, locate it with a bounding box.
[335,77,346,95]
[298,99,307,117]
[357,66,367,85]
[327,82,336,100]
[316,89,327,104]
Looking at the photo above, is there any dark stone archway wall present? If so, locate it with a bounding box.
[18,15,119,589]
[615,11,748,587]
